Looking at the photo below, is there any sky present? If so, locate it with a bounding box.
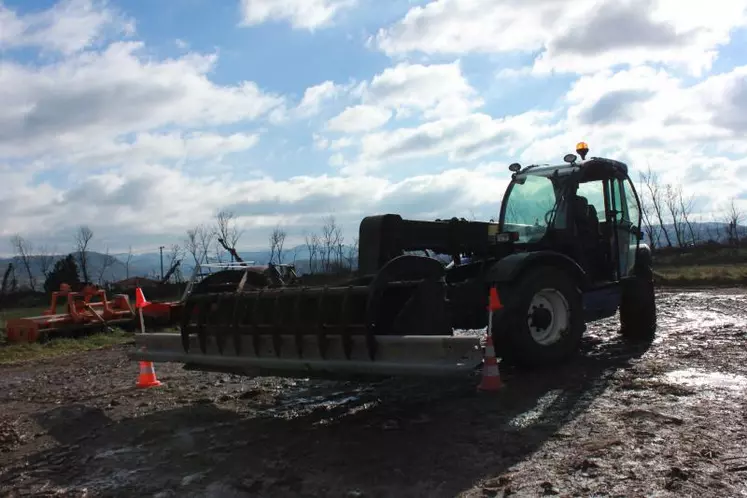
[1,0,747,256]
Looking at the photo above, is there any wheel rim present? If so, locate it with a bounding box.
[526,288,570,346]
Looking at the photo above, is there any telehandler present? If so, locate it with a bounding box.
[129,143,656,379]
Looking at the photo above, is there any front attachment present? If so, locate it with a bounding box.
[138,255,483,377]
[179,255,453,362]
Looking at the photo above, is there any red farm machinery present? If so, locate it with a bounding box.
[5,283,136,343]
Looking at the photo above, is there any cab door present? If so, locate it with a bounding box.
[607,177,642,279]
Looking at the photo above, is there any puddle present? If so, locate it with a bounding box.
[262,384,376,419]
[662,368,747,393]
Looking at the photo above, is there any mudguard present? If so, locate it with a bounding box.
[483,251,587,288]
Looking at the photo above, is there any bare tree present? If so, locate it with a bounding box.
[291,245,302,266]
[638,186,661,250]
[640,166,673,247]
[269,225,287,264]
[214,240,226,264]
[37,245,56,281]
[74,225,94,283]
[677,188,698,245]
[664,184,685,247]
[96,248,117,285]
[304,232,320,274]
[124,246,133,279]
[214,210,243,262]
[345,237,359,270]
[321,215,344,271]
[724,198,744,248]
[1,263,15,296]
[165,244,185,283]
[185,224,214,269]
[10,234,36,291]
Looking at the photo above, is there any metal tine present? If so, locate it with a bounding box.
[251,289,264,356]
[316,286,328,359]
[214,293,226,354]
[271,289,284,357]
[341,286,353,360]
[233,292,252,356]
[293,287,305,358]
[197,298,210,354]
[230,270,251,356]
[180,300,196,353]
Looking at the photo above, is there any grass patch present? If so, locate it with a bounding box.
[0,306,134,365]
[0,329,133,366]
[655,263,747,287]
[0,306,48,331]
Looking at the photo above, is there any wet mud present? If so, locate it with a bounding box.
[0,288,746,497]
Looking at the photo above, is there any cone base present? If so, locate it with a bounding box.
[477,378,503,392]
[137,379,163,389]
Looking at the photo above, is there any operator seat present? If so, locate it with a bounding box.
[573,196,598,238]
[572,195,603,277]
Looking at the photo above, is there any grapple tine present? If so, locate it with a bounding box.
[214,294,226,355]
[293,287,305,358]
[197,299,210,354]
[341,286,353,360]
[271,289,284,357]
[229,270,251,356]
[251,289,263,356]
[316,286,328,359]
[180,301,195,353]
[231,291,246,356]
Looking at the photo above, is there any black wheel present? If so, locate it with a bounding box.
[619,257,657,343]
[491,266,585,368]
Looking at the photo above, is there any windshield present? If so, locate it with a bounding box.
[501,174,560,243]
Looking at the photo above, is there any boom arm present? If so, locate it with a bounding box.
[357,214,508,274]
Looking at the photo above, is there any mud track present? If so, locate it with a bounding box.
[1,288,746,497]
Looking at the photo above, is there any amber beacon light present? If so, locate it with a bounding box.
[576,142,589,160]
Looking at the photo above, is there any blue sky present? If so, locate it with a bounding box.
[1,0,747,259]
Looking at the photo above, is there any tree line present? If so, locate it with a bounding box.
[637,166,745,250]
[3,211,360,296]
[184,211,358,275]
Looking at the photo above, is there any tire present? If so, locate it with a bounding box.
[619,260,657,343]
[491,266,585,368]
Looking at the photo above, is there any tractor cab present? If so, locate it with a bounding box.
[499,142,644,286]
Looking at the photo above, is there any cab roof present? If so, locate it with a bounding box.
[513,157,630,182]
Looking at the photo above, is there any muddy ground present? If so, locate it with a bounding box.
[1,288,746,497]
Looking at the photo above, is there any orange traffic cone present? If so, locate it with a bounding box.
[136,361,162,388]
[135,287,150,309]
[478,334,503,392]
[487,286,503,311]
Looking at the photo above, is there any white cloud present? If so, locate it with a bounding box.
[374,0,747,75]
[518,64,747,188]
[67,131,260,167]
[361,61,482,119]
[239,0,357,30]
[294,80,348,118]
[0,162,513,252]
[326,105,392,132]
[316,60,495,171]
[0,41,284,160]
[345,110,559,174]
[0,0,135,55]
